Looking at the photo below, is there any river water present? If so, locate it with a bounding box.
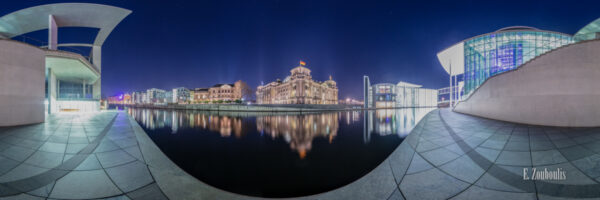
[126,107,434,197]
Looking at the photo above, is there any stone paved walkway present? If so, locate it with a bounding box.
[0,111,167,200]
[1,109,600,199]
[384,108,600,200]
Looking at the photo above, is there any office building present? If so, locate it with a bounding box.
[363,76,437,108]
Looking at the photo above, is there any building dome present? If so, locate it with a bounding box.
[495,26,540,32]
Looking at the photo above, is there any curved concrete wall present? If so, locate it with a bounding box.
[0,40,45,126]
[454,39,600,127]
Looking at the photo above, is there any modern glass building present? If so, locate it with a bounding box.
[438,26,574,101]
[371,83,396,108]
[363,76,437,108]
[396,82,437,108]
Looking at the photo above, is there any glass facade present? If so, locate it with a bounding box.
[373,84,396,108]
[364,80,438,108]
[58,80,94,99]
[463,30,574,96]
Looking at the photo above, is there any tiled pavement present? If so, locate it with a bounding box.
[1,109,600,200]
[0,112,167,200]
[381,108,600,200]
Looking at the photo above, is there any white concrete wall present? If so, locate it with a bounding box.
[0,40,45,126]
[55,100,100,112]
[454,39,600,127]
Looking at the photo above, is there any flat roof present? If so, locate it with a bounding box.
[0,3,131,46]
[46,50,100,83]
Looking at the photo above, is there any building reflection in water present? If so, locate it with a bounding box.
[256,113,339,159]
[128,109,244,138]
[363,108,435,143]
[128,107,433,158]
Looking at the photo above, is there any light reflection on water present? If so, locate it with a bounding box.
[126,107,434,197]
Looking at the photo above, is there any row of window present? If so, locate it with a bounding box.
[463,31,574,96]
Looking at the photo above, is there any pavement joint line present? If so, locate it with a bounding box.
[440,109,600,199]
[0,113,118,197]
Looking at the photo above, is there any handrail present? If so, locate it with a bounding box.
[455,38,600,109]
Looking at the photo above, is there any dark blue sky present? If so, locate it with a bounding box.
[3,0,600,99]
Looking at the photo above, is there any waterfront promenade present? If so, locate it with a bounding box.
[0,109,599,199]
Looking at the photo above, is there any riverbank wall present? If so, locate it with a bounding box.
[116,103,362,112]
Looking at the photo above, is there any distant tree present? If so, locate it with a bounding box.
[238,82,255,102]
[234,99,242,104]
[216,100,223,104]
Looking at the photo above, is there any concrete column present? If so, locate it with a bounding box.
[48,15,57,50]
[363,76,370,108]
[92,45,101,99]
[57,80,60,99]
[48,69,57,114]
[83,80,86,98]
[47,69,53,114]
[454,73,458,103]
[449,62,453,107]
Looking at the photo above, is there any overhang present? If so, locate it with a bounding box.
[436,42,464,76]
[46,50,99,83]
[396,81,422,88]
[0,3,131,46]
[574,18,600,41]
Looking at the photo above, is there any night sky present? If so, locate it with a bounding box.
[2,0,600,99]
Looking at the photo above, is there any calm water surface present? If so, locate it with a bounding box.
[126,107,434,197]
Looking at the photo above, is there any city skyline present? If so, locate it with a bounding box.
[2,0,600,100]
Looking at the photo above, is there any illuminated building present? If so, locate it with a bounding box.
[191,88,209,103]
[363,77,437,108]
[172,87,190,104]
[449,18,600,126]
[437,26,575,105]
[256,61,338,104]
[208,80,249,102]
[0,3,130,125]
[146,88,166,103]
[107,93,132,105]
[141,92,148,103]
[132,92,143,104]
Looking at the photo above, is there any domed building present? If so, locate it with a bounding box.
[256,61,338,104]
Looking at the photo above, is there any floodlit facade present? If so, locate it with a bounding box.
[208,80,249,102]
[256,61,338,104]
[146,88,166,103]
[363,76,437,108]
[396,82,437,107]
[370,83,397,108]
[172,87,190,104]
[451,17,600,127]
[191,88,210,103]
[0,3,130,126]
[437,26,574,104]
